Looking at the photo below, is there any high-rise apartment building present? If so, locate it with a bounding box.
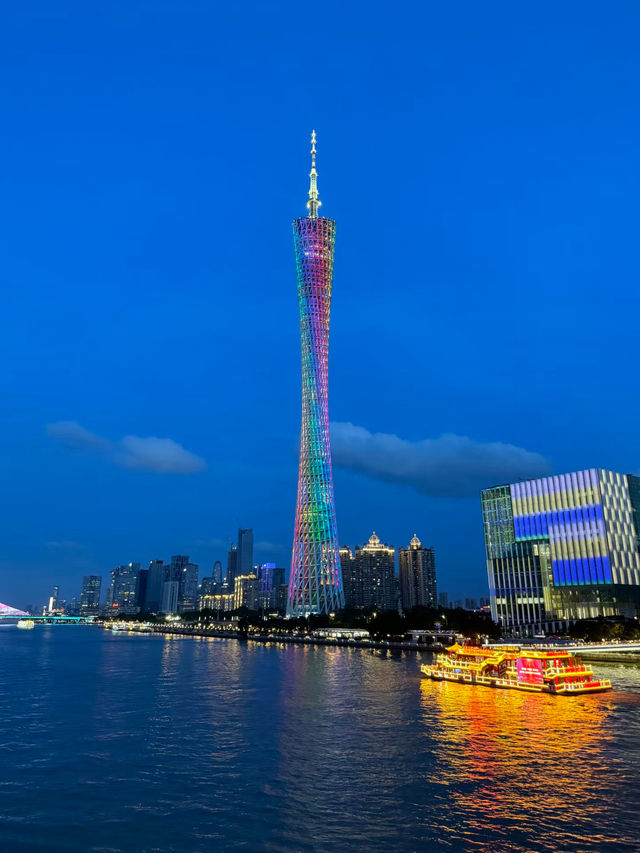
[109,563,140,614]
[399,536,437,611]
[237,529,254,576]
[287,133,344,617]
[80,575,102,614]
[344,533,397,611]
[482,469,640,635]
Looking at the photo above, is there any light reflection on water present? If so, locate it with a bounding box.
[421,677,638,851]
[1,628,640,852]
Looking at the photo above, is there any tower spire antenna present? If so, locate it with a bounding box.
[306,129,321,218]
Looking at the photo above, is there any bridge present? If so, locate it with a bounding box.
[0,614,97,623]
[0,603,96,624]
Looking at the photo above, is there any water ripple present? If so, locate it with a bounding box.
[1,628,640,851]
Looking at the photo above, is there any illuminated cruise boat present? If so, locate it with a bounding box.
[421,644,612,695]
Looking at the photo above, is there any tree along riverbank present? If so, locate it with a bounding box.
[107,623,452,652]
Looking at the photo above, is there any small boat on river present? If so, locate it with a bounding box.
[421,643,612,695]
[17,619,35,630]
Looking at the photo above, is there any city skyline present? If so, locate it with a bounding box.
[4,7,640,853]
[4,4,640,604]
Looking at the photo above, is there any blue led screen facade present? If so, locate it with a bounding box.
[510,472,612,587]
[483,469,640,633]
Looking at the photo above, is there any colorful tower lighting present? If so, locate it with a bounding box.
[287,132,344,617]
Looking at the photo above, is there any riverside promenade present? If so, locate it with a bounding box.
[561,642,640,664]
[107,622,458,653]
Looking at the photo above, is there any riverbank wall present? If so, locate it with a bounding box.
[576,651,640,664]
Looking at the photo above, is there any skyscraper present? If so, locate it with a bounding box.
[179,560,199,612]
[144,560,165,612]
[287,132,344,617]
[237,528,254,576]
[399,535,437,611]
[47,585,60,614]
[136,567,149,611]
[161,556,184,615]
[226,544,238,589]
[482,469,640,635]
[80,575,102,614]
[109,563,140,614]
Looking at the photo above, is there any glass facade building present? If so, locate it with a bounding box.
[482,470,640,634]
[144,560,165,612]
[80,575,102,614]
[108,563,140,615]
[237,528,254,576]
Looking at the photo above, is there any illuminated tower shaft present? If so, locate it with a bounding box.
[287,132,344,616]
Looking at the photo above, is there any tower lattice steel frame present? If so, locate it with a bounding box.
[287,132,344,616]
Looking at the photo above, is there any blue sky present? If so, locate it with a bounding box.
[2,1,640,606]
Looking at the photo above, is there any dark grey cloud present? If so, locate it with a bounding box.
[47,421,206,475]
[330,422,552,498]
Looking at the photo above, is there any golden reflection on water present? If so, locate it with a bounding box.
[420,678,617,850]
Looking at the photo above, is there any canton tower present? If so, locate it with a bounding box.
[287,132,344,617]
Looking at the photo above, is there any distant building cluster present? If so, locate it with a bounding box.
[37,528,291,620]
[482,468,640,636]
[340,532,437,614]
[35,528,445,621]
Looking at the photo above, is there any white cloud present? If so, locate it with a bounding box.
[330,422,551,498]
[47,421,111,452]
[115,435,206,474]
[47,421,206,475]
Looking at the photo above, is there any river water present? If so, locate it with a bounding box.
[2,626,640,852]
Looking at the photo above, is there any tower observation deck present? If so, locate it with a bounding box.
[287,132,344,616]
